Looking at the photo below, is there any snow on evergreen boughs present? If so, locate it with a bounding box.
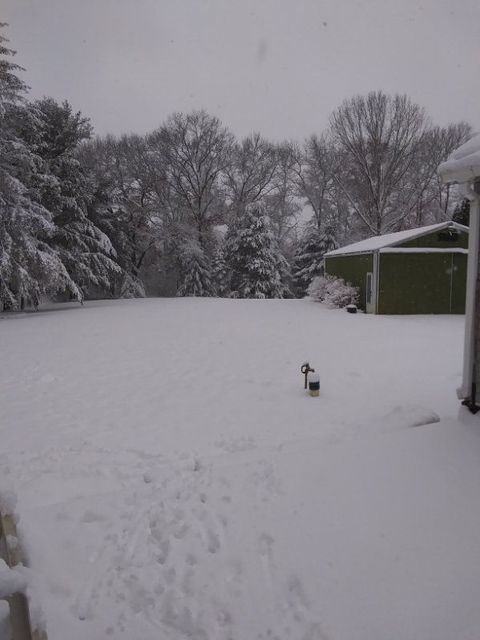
[119,273,146,298]
[79,135,161,298]
[308,275,359,308]
[226,202,285,299]
[177,239,215,297]
[0,173,81,308]
[292,225,338,297]
[211,246,230,297]
[452,198,470,227]
[0,25,28,115]
[276,249,294,298]
[23,98,124,298]
[0,32,82,309]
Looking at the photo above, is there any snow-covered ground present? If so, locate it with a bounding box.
[1,298,480,640]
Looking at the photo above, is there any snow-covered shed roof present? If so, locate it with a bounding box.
[324,221,468,257]
[438,133,480,184]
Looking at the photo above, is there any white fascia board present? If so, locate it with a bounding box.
[325,251,374,258]
[379,248,468,254]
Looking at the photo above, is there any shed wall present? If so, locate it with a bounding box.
[378,253,467,314]
[451,253,467,313]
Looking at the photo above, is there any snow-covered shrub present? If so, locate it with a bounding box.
[326,279,359,308]
[307,275,329,302]
[308,275,359,308]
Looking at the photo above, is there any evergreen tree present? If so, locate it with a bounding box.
[276,250,294,298]
[0,23,27,114]
[0,24,80,309]
[292,224,338,297]
[177,239,215,297]
[25,98,123,298]
[322,224,338,255]
[79,134,164,297]
[211,246,230,296]
[452,198,470,227]
[226,202,284,299]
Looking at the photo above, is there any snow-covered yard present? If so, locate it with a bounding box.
[1,298,480,640]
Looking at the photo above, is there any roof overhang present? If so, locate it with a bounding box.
[325,251,374,258]
[379,247,468,255]
[438,133,480,186]
[324,221,468,258]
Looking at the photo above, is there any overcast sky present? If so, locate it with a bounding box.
[3,0,480,140]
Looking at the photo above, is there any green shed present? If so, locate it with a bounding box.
[324,221,469,314]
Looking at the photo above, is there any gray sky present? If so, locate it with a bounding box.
[3,0,480,140]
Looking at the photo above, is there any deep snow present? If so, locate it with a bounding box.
[1,298,480,640]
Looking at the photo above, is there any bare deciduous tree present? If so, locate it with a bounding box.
[224,132,278,217]
[293,134,341,230]
[152,110,234,247]
[401,122,472,226]
[265,142,301,245]
[330,91,427,235]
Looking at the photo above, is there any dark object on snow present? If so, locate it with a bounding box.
[308,374,320,397]
[346,304,357,314]
[462,391,480,414]
[301,362,315,389]
[462,372,480,414]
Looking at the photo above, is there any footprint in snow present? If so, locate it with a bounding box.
[185,553,197,566]
[173,522,189,540]
[258,532,274,557]
[81,510,105,524]
[156,539,170,565]
[207,529,220,553]
[39,373,56,384]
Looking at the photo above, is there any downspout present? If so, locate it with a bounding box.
[374,250,380,314]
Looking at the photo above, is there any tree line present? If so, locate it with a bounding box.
[0,24,472,309]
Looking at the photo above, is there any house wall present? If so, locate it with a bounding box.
[378,253,467,314]
[451,253,467,313]
[324,254,373,310]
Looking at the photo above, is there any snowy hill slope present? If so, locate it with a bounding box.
[1,299,480,640]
